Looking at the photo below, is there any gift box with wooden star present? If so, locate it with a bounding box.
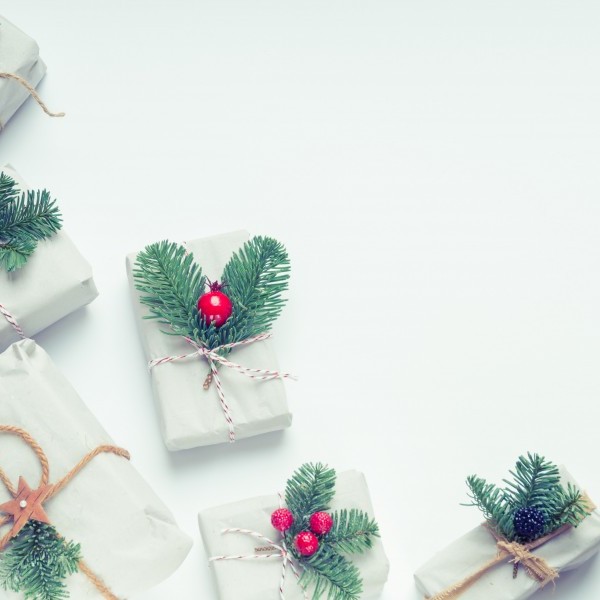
[198,464,390,599]
[0,16,48,128]
[0,339,192,599]
[414,454,600,600]
[0,165,98,350]
[126,230,294,451]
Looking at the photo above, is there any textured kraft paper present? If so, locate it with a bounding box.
[126,230,292,451]
[0,165,98,349]
[414,469,600,600]
[0,16,47,127]
[198,470,390,600]
[0,340,193,599]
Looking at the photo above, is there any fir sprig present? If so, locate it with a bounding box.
[465,453,590,543]
[0,173,62,272]
[282,464,380,600]
[133,236,290,350]
[0,520,81,600]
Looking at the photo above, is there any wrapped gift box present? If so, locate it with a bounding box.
[126,230,292,451]
[0,16,47,127]
[0,339,193,598]
[199,470,389,599]
[414,469,600,600]
[0,165,98,350]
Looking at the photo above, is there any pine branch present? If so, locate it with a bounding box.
[503,453,562,510]
[466,454,590,543]
[0,190,62,241]
[299,545,363,600]
[0,237,37,272]
[0,173,63,271]
[222,236,290,341]
[285,464,336,529]
[0,521,81,600]
[0,172,20,211]
[325,509,380,554]
[133,241,206,339]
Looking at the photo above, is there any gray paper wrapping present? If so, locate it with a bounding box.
[198,470,390,599]
[0,339,193,599]
[414,469,600,600]
[0,165,98,349]
[0,16,46,127]
[126,230,292,451]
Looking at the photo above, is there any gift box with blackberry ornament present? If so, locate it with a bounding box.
[199,463,390,599]
[0,166,98,349]
[126,230,294,450]
[414,453,600,600]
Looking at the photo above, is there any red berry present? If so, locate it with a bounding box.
[271,508,294,532]
[294,531,319,556]
[198,281,233,327]
[310,512,333,535]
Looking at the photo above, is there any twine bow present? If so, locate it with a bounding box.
[209,495,308,600]
[148,333,296,443]
[0,72,65,121]
[426,522,578,600]
[0,302,25,339]
[0,424,130,600]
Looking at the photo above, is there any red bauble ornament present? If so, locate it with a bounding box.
[309,512,333,535]
[198,281,233,327]
[271,508,294,532]
[294,531,319,556]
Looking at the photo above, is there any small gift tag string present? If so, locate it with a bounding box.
[0,303,26,339]
[148,333,296,443]
[0,425,130,600]
[208,493,308,600]
[209,529,307,600]
[0,73,65,119]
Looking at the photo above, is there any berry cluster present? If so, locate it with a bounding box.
[270,508,334,557]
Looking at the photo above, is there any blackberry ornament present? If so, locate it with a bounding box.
[513,506,545,541]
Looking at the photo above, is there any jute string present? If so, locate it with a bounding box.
[0,424,130,600]
[425,503,596,600]
[0,72,65,119]
[149,333,296,443]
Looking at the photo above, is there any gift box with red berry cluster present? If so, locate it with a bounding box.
[199,464,389,599]
[126,230,294,450]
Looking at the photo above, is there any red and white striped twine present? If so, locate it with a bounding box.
[208,493,308,599]
[0,303,26,339]
[148,333,296,443]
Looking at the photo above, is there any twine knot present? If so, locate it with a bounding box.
[496,540,559,586]
[149,333,296,443]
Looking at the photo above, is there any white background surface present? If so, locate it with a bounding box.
[1,2,600,598]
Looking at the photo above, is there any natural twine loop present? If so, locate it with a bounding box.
[0,72,65,118]
[0,424,130,600]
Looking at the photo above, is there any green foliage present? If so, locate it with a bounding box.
[465,453,590,543]
[133,236,290,350]
[326,509,380,554]
[283,463,381,600]
[0,173,62,272]
[0,520,81,600]
[285,463,336,530]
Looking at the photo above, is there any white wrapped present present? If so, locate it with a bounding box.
[199,470,389,599]
[0,16,51,127]
[0,339,193,599]
[126,230,292,451]
[414,469,600,600]
[0,165,98,349]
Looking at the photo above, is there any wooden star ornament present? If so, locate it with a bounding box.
[0,477,52,541]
